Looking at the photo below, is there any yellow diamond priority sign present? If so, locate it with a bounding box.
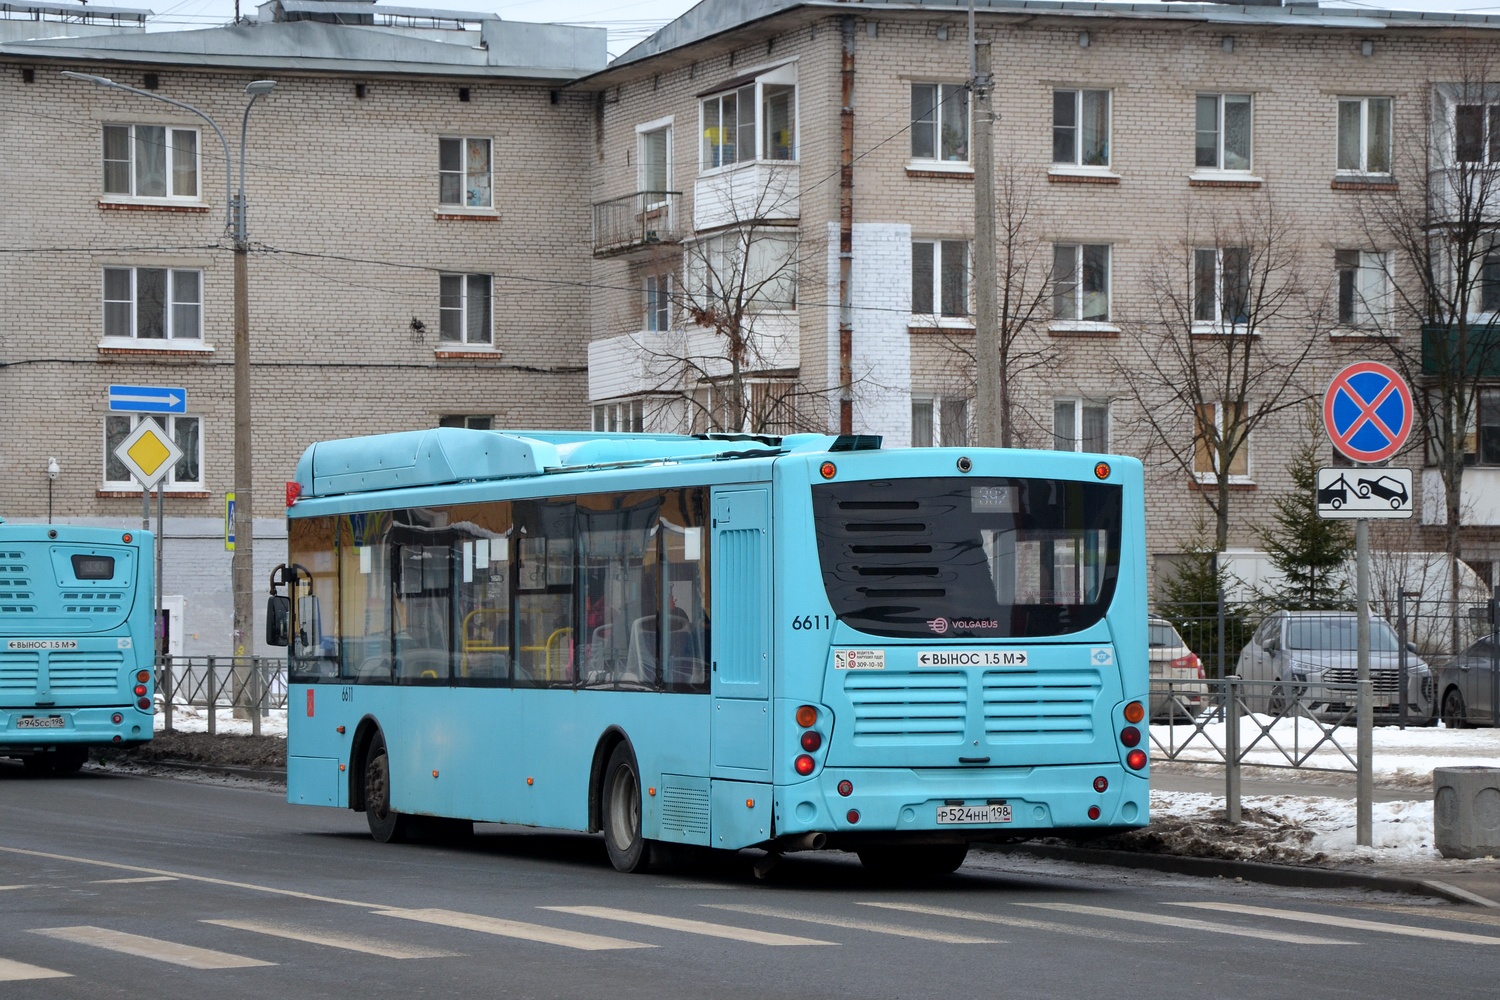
[114,419,183,489]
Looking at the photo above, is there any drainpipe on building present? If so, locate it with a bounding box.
[838,16,856,435]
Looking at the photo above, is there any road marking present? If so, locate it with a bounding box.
[540,905,836,946]
[376,908,651,951]
[31,926,274,969]
[0,958,71,982]
[858,902,1167,944]
[1170,902,1500,945]
[705,903,999,944]
[0,885,38,891]
[203,919,461,958]
[1016,903,1356,945]
[92,876,177,885]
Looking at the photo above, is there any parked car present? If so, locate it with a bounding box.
[1235,610,1435,723]
[1438,634,1499,728]
[1356,475,1408,508]
[1148,616,1206,722]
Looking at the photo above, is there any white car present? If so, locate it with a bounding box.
[1148,616,1206,721]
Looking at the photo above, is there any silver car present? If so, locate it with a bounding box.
[1236,610,1434,722]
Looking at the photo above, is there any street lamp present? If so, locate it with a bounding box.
[62,71,275,659]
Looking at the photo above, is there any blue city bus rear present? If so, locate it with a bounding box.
[279,429,1145,872]
[0,521,156,772]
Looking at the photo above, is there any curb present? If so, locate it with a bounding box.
[981,841,1496,906]
[95,759,288,784]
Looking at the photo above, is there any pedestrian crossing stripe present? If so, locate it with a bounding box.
[1170,902,1500,945]
[202,919,462,958]
[30,926,274,969]
[0,957,70,982]
[540,905,836,946]
[375,907,652,951]
[857,902,1168,944]
[1016,902,1357,945]
[92,876,177,885]
[705,903,1000,944]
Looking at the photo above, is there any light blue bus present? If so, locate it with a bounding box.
[0,519,156,773]
[273,429,1147,875]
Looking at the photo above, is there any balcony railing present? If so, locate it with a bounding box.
[592,191,682,256]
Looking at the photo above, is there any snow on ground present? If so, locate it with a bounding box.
[156,705,1498,868]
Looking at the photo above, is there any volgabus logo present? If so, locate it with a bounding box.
[927,618,949,634]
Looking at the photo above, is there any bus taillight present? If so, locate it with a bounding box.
[112,713,123,725]
[1093,776,1108,793]
[800,731,822,752]
[794,754,815,776]
[136,670,151,684]
[796,705,818,727]
[837,780,853,797]
[1126,749,1147,770]
[133,684,147,697]
[1120,726,1140,747]
[1123,701,1145,724]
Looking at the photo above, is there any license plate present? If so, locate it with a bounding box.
[14,716,64,729]
[937,803,1012,825]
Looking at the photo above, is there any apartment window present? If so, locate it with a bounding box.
[102,124,198,199]
[1479,390,1500,465]
[1455,103,1500,164]
[439,415,492,430]
[700,67,796,170]
[913,397,969,446]
[439,273,493,344]
[104,415,201,489]
[1337,97,1392,174]
[1054,400,1110,453]
[593,399,644,433]
[1194,402,1250,481]
[1480,247,1500,315]
[639,124,671,198]
[1196,94,1252,171]
[1194,247,1252,328]
[912,239,969,319]
[1052,244,1110,323]
[690,229,796,312]
[911,83,970,162]
[1053,89,1110,166]
[439,137,493,208]
[1335,250,1390,329]
[103,267,201,341]
[645,274,672,332]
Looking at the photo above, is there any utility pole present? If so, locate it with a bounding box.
[970,23,1001,448]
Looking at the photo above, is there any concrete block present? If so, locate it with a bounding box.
[1434,766,1500,860]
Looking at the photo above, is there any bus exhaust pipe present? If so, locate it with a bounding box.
[779,833,827,852]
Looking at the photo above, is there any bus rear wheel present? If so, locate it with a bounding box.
[602,743,652,873]
[858,844,969,879]
[364,735,410,844]
[54,746,88,773]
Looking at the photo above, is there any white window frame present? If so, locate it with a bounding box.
[1335,250,1392,332]
[1194,93,1254,175]
[1452,101,1500,165]
[911,238,971,324]
[438,415,493,430]
[1052,88,1112,168]
[688,228,797,314]
[910,396,970,447]
[1193,247,1253,333]
[698,63,798,173]
[101,123,200,201]
[438,136,494,209]
[1336,97,1392,175]
[909,82,971,167]
[594,399,646,433]
[101,266,205,347]
[1193,401,1252,484]
[637,118,673,204]
[438,272,494,347]
[1051,243,1112,329]
[644,273,673,332]
[1054,399,1110,453]
[103,414,203,491]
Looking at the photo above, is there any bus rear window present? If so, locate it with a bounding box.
[812,477,1121,639]
[70,554,116,580]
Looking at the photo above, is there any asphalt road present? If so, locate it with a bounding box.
[2,763,1497,1000]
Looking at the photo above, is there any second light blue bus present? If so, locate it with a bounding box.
[273,429,1148,875]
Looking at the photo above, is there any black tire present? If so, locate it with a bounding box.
[602,743,651,873]
[858,844,969,879]
[1390,497,1402,509]
[1330,497,1343,510]
[364,734,410,844]
[1267,683,1288,717]
[21,755,55,777]
[54,746,88,774]
[1356,484,1371,499]
[1442,688,1468,729]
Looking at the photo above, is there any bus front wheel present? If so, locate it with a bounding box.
[364,735,410,844]
[603,743,652,873]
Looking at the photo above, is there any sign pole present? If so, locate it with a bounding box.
[1356,517,1373,847]
[156,482,165,664]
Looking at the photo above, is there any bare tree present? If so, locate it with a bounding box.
[1351,50,1500,611]
[1116,196,1331,551]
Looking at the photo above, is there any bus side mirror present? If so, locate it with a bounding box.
[266,595,290,647]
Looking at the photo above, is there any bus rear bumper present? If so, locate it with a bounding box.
[776,763,1148,843]
[0,705,153,749]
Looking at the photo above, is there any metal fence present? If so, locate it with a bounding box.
[153,656,287,737]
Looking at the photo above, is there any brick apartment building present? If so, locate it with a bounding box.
[4,0,1500,653]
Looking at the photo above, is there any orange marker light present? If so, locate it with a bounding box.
[336,725,345,734]
[746,799,755,808]
[648,787,656,797]
[339,764,346,772]
[432,770,439,778]
[796,705,818,728]
[526,777,534,786]
[819,461,837,479]
[1123,701,1145,724]
[1094,462,1111,480]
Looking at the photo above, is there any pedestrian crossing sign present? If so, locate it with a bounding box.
[113,419,183,489]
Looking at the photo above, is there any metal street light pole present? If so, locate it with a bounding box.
[62,71,275,661]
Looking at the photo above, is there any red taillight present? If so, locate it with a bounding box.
[1126,749,1147,770]
[795,705,818,727]
[137,697,151,710]
[820,462,837,480]
[1088,806,1102,820]
[285,481,302,506]
[136,670,150,683]
[133,684,147,697]
[1120,726,1141,747]
[800,730,822,752]
[846,809,860,824]
[794,754,815,776]
[111,713,123,725]
[122,533,132,543]
[837,780,853,797]
[1093,776,1108,793]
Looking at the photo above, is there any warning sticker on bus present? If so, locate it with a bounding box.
[6,640,78,650]
[834,649,886,670]
[916,650,1028,667]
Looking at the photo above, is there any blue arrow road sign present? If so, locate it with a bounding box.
[108,384,187,414]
